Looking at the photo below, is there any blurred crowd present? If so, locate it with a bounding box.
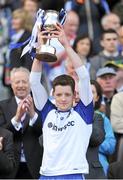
[1,0,123,179]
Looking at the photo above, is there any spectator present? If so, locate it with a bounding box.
[112,0,123,25]
[30,23,93,179]
[104,61,123,92]
[67,0,105,54]
[0,67,43,179]
[90,80,116,176]
[101,13,121,32]
[96,67,117,118]
[111,92,123,134]
[0,127,15,179]
[111,92,123,163]
[85,111,106,179]
[0,7,11,100]
[111,92,123,131]
[90,29,123,80]
[22,0,40,21]
[9,8,33,71]
[3,9,33,98]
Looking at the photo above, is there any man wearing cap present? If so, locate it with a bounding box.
[105,61,123,92]
[96,67,117,118]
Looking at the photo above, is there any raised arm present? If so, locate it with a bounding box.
[30,31,49,110]
[53,23,93,106]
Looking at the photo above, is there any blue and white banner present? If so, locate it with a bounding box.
[21,9,45,57]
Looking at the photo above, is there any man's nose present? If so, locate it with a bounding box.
[18,81,23,86]
[61,95,66,101]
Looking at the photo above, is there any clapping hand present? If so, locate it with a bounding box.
[15,95,35,122]
[23,95,35,118]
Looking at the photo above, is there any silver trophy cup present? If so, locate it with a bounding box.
[36,9,66,62]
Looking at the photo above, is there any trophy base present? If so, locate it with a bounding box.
[36,52,57,62]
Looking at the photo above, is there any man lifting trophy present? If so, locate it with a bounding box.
[21,8,67,62]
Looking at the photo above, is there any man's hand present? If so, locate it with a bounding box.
[37,27,50,49]
[50,23,70,48]
[50,23,82,69]
[0,137,3,151]
[15,99,28,122]
[24,95,35,119]
[15,95,36,122]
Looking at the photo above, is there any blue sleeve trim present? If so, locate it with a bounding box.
[39,100,56,125]
[74,100,94,124]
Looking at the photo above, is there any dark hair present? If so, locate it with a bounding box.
[52,74,75,94]
[72,34,92,57]
[101,29,118,40]
[90,80,102,110]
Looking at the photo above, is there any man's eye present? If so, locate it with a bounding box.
[56,94,61,97]
[65,93,71,96]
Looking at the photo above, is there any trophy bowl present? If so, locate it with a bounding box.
[43,10,59,31]
[36,10,59,62]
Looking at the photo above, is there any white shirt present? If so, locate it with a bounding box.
[30,66,93,176]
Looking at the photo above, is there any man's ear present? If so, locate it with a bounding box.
[51,89,54,96]
[73,91,78,100]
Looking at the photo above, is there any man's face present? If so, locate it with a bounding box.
[11,71,30,99]
[97,74,116,94]
[12,15,24,31]
[107,15,120,31]
[53,85,75,111]
[63,12,79,38]
[24,0,38,17]
[101,33,118,53]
